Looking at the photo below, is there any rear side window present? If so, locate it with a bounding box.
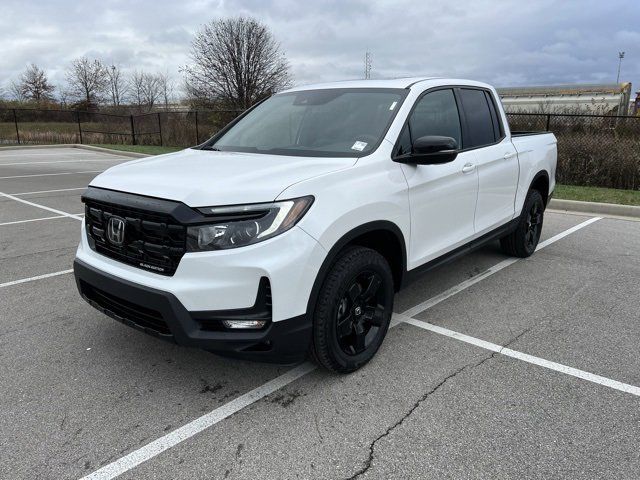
[459,88,497,148]
[484,91,503,140]
[408,89,462,147]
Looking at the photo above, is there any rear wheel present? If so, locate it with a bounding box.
[500,189,545,257]
[310,246,394,373]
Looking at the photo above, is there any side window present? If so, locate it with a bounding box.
[408,89,462,148]
[458,88,496,148]
[484,91,503,140]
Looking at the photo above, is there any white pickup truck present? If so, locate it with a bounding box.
[74,77,557,373]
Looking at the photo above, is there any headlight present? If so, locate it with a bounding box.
[186,196,314,251]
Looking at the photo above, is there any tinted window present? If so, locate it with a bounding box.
[408,89,462,148]
[459,88,496,148]
[484,91,502,140]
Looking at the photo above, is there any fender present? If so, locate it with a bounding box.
[305,220,407,318]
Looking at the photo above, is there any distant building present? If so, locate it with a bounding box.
[497,83,632,115]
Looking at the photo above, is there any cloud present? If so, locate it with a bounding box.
[1,0,639,96]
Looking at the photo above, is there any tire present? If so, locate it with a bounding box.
[309,246,394,373]
[500,189,545,258]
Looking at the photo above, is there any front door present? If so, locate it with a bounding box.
[398,88,479,269]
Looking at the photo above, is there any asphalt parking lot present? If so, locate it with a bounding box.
[1,146,639,480]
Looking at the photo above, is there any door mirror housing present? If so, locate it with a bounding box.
[395,135,459,165]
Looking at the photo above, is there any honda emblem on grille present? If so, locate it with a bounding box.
[107,216,126,246]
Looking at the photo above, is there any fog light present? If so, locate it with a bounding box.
[222,319,267,329]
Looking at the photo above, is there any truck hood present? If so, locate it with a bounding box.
[90,148,355,206]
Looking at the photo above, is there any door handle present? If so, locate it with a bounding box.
[504,152,518,160]
[461,163,476,174]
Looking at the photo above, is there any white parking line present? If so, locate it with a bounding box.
[81,216,616,480]
[0,158,127,166]
[81,363,317,480]
[0,214,83,227]
[11,187,86,196]
[0,152,91,157]
[402,216,602,318]
[397,314,640,397]
[0,152,106,158]
[0,170,102,180]
[0,269,74,288]
[0,191,83,221]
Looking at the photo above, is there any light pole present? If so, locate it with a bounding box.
[616,51,625,84]
[110,65,118,105]
[364,50,372,80]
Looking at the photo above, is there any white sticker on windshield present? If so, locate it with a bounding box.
[389,101,398,110]
[351,141,367,151]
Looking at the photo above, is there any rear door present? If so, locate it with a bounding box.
[397,88,479,268]
[458,88,519,233]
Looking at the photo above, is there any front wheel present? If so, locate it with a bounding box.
[310,246,394,373]
[500,189,545,257]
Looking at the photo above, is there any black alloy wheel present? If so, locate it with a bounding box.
[335,271,386,356]
[500,189,545,258]
[525,201,543,251]
[310,246,394,373]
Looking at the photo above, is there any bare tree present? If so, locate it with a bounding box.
[58,88,72,108]
[106,64,128,106]
[183,17,291,109]
[17,64,55,102]
[129,71,162,111]
[157,72,175,109]
[141,73,162,110]
[129,71,142,107]
[66,57,108,105]
[9,79,26,102]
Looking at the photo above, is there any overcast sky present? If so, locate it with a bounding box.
[2,0,639,96]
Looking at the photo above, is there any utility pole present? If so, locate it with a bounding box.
[364,50,372,80]
[616,51,625,84]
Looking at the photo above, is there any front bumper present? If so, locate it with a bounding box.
[74,259,312,363]
[76,219,327,320]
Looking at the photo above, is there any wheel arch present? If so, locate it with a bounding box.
[529,170,551,207]
[306,221,407,318]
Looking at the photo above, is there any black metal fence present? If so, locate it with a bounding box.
[0,108,243,148]
[506,112,640,190]
[1,107,638,190]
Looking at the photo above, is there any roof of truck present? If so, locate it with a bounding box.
[283,77,439,92]
[282,77,491,92]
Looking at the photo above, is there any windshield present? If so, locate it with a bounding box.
[208,88,408,157]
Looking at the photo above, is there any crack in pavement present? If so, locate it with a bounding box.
[345,326,533,480]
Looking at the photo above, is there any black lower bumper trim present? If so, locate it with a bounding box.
[74,259,312,364]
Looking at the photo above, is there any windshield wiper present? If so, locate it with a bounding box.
[201,145,220,151]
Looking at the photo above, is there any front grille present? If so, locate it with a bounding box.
[80,281,172,336]
[84,199,186,276]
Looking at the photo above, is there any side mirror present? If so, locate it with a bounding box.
[396,135,458,165]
